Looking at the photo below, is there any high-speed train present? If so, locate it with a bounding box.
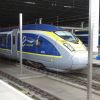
[75,31,100,46]
[0,24,88,71]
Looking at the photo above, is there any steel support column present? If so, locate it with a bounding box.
[39,18,42,24]
[19,13,23,74]
[88,0,99,100]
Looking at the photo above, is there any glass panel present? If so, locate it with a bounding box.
[0,34,7,48]
[13,36,15,45]
[55,31,78,43]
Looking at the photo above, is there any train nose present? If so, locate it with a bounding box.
[71,51,88,70]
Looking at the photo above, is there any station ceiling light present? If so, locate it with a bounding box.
[24,2,36,5]
[64,5,73,8]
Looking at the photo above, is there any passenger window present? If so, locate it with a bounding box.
[13,36,15,44]
[0,34,7,47]
[0,36,2,43]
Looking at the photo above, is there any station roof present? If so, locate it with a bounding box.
[0,0,89,27]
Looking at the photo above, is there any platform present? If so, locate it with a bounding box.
[93,53,100,65]
[93,58,100,65]
[0,60,99,100]
[0,80,33,100]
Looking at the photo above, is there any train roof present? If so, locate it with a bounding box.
[0,24,64,32]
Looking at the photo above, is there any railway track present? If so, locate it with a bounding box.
[0,69,61,100]
[24,60,100,92]
[0,58,100,97]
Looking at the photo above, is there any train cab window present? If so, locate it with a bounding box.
[55,31,79,43]
[13,36,15,44]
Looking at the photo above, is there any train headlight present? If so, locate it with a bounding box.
[64,43,75,51]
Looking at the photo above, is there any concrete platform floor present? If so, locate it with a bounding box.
[0,80,33,100]
[0,61,100,100]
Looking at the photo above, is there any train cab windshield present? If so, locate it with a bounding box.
[55,31,79,43]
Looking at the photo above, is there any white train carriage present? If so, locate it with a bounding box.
[0,24,88,71]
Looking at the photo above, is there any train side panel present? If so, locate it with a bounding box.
[16,31,72,70]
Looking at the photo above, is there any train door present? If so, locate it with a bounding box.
[34,35,49,61]
[35,35,58,62]
[11,29,18,57]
